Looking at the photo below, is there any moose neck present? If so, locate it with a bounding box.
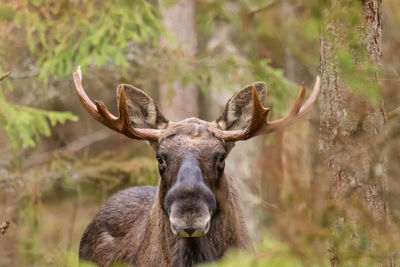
[155,172,248,267]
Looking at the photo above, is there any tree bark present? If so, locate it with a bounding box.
[320,0,391,265]
[159,0,198,121]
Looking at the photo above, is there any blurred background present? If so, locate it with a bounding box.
[0,0,399,266]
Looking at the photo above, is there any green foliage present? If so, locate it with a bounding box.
[0,102,77,151]
[0,0,165,161]
[0,73,77,157]
[302,17,321,42]
[202,231,387,267]
[3,0,164,81]
[171,0,301,117]
[1,1,397,266]
[337,49,381,102]
[323,1,382,102]
[58,251,97,267]
[6,151,158,266]
[252,59,299,116]
[203,237,328,267]
[18,203,43,266]
[161,0,180,8]
[158,52,298,117]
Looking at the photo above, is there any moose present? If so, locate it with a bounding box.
[73,67,320,266]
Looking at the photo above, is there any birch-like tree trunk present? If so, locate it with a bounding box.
[159,0,198,121]
[320,0,392,265]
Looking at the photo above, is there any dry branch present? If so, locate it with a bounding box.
[22,129,113,169]
[388,106,400,120]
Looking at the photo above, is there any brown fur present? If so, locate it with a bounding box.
[79,83,265,266]
[79,122,252,266]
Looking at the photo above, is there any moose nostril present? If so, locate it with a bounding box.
[184,228,196,236]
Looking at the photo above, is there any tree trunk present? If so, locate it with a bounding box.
[320,0,392,265]
[159,0,198,121]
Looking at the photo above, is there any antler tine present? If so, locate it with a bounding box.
[289,83,306,116]
[219,84,270,141]
[117,85,162,140]
[260,76,320,134]
[217,76,320,141]
[73,67,105,122]
[0,71,10,81]
[299,76,320,113]
[73,67,161,141]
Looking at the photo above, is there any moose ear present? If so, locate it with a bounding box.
[215,82,267,130]
[117,84,169,129]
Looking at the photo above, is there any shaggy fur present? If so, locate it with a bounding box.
[79,123,252,266]
[79,83,264,266]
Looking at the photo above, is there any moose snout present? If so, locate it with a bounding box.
[169,203,211,238]
[164,157,216,238]
[170,215,211,238]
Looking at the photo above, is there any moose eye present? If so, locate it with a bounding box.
[156,154,167,174]
[217,154,225,163]
[156,155,164,165]
[216,153,226,174]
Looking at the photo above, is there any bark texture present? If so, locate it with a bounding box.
[159,0,198,121]
[320,0,391,265]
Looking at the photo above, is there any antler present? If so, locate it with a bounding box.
[218,76,321,141]
[0,71,10,81]
[73,67,162,141]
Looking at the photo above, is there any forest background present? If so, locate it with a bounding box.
[0,0,399,266]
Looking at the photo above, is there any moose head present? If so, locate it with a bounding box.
[73,67,320,240]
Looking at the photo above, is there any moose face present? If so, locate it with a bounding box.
[73,67,320,239]
[157,120,230,237]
